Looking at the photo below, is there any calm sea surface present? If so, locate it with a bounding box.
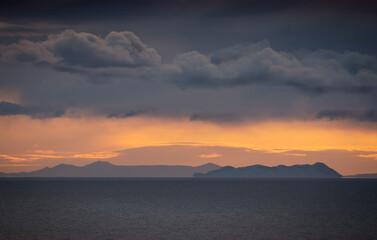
[0,178,376,240]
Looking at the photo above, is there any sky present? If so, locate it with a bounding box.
[0,0,377,175]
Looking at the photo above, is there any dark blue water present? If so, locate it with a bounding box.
[0,178,376,240]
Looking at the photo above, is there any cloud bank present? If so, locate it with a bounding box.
[3,31,376,95]
[165,41,377,95]
[0,30,376,122]
[0,30,161,69]
[0,101,65,118]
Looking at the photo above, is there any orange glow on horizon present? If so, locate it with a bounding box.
[0,115,377,173]
[1,115,376,152]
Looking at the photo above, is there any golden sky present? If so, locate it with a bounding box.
[1,115,376,175]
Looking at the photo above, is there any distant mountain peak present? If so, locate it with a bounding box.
[84,161,114,167]
[54,163,75,168]
[313,162,327,167]
[196,163,220,168]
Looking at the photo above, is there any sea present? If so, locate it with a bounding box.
[0,178,376,240]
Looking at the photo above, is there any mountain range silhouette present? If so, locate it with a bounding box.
[194,162,342,178]
[0,161,348,178]
[0,161,220,177]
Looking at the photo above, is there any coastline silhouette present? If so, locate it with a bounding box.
[0,161,345,178]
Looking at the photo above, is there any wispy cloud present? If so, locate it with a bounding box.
[199,153,222,158]
[32,149,56,154]
[0,163,38,167]
[0,150,119,162]
[263,149,290,153]
[358,153,377,160]
[0,154,28,162]
[284,153,307,157]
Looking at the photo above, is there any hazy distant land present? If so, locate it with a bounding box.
[0,161,220,178]
[194,162,342,178]
[0,161,352,178]
[344,173,377,178]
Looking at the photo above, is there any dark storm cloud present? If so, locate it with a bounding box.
[189,113,240,123]
[0,0,376,123]
[317,110,377,122]
[161,42,377,96]
[316,110,357,121]
[0,0,376,61]
[1,29,377,123]
[4,34,375,96]
[0,22,66,35]
[0,30,161,69]
[1,0,376,21]
[108,110,144,118]
[0,101,65,118]
[0,0,376,57]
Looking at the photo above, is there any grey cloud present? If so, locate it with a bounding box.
[0,30,161,69]
[162,42,377,96]
[108,110,144,118]
[1,1,376,22]
[316,110,356,121]
[190,113,241,123]
[0,101,65,118]
[1,35,377,123]
[2,31,377,97]
[0,39,58,62]
[0,61,375,122]
[210,40,270,64]
[0,22,67,38]
[0,101,25,115]
[316,109,377,122]
[360,110,377,122]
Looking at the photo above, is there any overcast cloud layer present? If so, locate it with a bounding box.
[0,0,376,123]
[0,29,377,122]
